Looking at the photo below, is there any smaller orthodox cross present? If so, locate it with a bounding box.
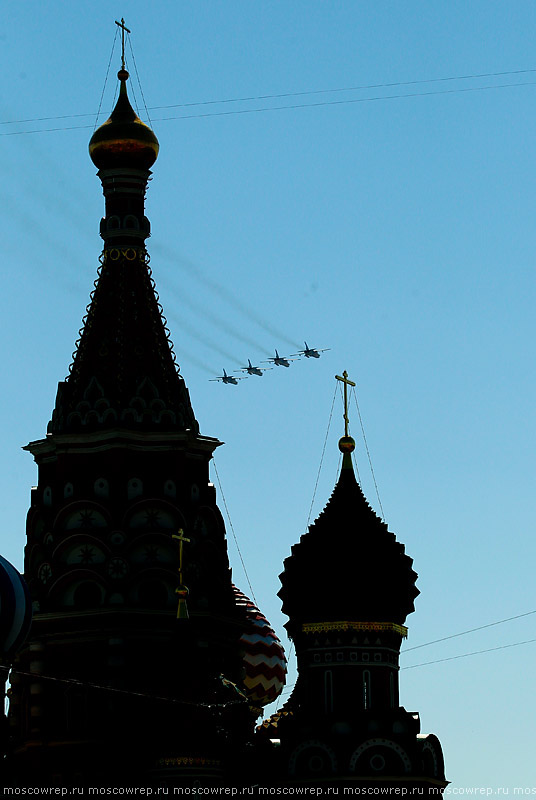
[335,370,356,436]
[115,18,131,71]
[172,529,191,620]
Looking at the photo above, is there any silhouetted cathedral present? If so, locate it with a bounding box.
[1,44,446,791]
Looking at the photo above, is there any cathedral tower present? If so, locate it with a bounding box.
[7,55,256,787]
[272,373,447,790]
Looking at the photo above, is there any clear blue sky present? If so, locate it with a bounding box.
[1,1,535,790]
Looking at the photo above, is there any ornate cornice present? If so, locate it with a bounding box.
[24,429,221,460]
[302,621,408,638]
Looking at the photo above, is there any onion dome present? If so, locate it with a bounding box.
[278,442,419,638]
[233,586,287,707]
[0,555,32,661]
[89,69,159,170]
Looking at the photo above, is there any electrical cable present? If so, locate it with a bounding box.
[401,637,536,670]
[8,668,245,709]
[149,67,536,111]
[351,386,385,521]
[402,609,536,653]
[2,79,536,136]
[212,458,258,607]
[2,66,535,127]
[93,27,118,131]
[305,384,338,529]
[127,35,153,127]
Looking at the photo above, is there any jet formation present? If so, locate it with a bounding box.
[210,343,330,385]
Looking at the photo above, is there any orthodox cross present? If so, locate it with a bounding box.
[172,528,191,620]
[172,528,190,583]
[335,370,356,436]
[115,18,131,71]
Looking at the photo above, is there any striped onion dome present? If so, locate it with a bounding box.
[233,586,287,707]
[0,555,32,661]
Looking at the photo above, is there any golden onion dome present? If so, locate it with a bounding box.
[89,69,159,170]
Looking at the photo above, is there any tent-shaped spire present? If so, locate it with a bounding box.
[48,66,196,435]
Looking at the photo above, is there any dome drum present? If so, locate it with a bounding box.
[97,169,153,245]
[99,214,151,243]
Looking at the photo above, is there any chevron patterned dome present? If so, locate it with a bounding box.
[233,586,287,708]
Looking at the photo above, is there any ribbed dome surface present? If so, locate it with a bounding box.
[278,459,419,636]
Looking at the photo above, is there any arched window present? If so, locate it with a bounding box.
[127,478,143,500]
[123,215,140,230]
[164,480,176,499]
[64,483,74,499]
[43,486,52,507]
[94,478,109,499]
[106,215,120,230]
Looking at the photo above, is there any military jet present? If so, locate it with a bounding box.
[235,359,272,377]
[262,350,298,368]
[209,369,246,385]
[291,342,331,359]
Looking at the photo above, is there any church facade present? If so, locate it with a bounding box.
[3,51,446,791]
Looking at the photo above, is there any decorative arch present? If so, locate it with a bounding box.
[106,215,120,231]
[124,499,184,532]
[132,568,177,610]
[123,214,140,230]
[126,531,176,566]
[53,500,111,533]
[72,581,104,610]
[51,533,109,567]
[417,734,444,779]
[288,740,337,778]
[48,568,106,609]
[26,543,46,576]
[193,506,224,541]
[349,738,411,775]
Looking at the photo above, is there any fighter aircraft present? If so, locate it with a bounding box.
[209,369,246,385]
[235,359,273,377]
[262,350,298,368]
[291,342,331,359]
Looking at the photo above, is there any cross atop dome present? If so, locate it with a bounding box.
[115,17,131,71]
[89,22,159,172]
[336,370,356,462]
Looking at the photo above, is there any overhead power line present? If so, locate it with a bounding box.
[1,69,536,136]
[402,609,536,653]
[150,67,536,112]
[154,80,536,124]
[401,637,536,670]
[212,458,257,607]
